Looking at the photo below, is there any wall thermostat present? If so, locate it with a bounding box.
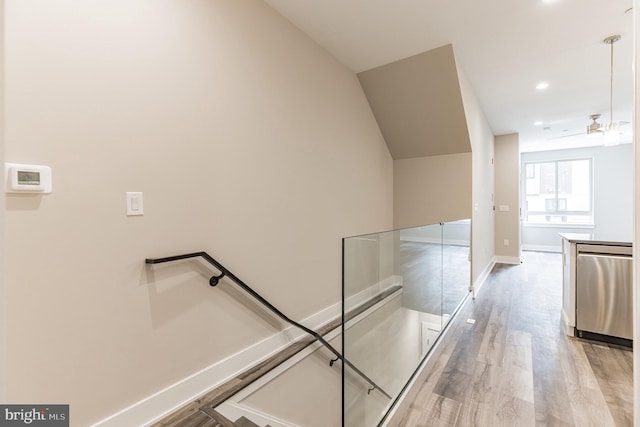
[5,163,52,194]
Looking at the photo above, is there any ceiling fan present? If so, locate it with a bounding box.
[586,114,604,136]
[550,35,630,144]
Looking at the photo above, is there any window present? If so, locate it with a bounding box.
[523,158,593,225]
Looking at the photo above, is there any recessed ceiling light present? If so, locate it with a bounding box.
[542,0,557,3]
[534,121,544,126]
[536,82,549,90]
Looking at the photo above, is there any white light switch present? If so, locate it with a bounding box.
[499,205,510,212]
[126,192,144,216]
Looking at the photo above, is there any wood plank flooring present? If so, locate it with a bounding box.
[399,251,633,427]
[399,242,470,316]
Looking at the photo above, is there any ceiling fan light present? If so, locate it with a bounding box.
[586,124,602,137]
[586,130,602,139]
[603,127,620,146]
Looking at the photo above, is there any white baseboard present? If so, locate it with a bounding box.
[90,328,309,427]
[521,244,561,253]
[90,279,401,427]
[471,257,496,299]
[561,308,575,337]
[90,313,338,426]
[494,255,522,265]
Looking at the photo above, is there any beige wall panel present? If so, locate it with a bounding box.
[358,45,471,159]
[494,134,521,259]
[3,0,393,424]
[393,153,472,229]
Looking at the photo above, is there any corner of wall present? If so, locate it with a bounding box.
[632,1,639,423]
[0,0,6,403]
[453,52,496,287]
[494,133,520,259]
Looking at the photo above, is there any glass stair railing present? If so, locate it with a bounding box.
[342,220,471,426]
[145,251,395,426]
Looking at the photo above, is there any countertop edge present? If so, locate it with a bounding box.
[559,233,632,247]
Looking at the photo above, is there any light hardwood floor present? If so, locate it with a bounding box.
[399,242,470,316]
[399,251,633,427]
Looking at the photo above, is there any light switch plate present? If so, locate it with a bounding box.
[126,192,144,216]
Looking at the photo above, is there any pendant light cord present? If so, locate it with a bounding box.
[604,35,621,130]
[609,37,614,128]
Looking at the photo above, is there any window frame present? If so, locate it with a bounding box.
[522,157,594,227]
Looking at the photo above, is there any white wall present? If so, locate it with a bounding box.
[521,144,633,251]
[3,1,393,425]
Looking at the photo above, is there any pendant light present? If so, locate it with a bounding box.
[603,34,621,146]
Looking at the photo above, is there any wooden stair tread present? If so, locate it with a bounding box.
[152,285,402,427]
[234,416,260,427]
[171,410,220,427]
[200,408,235,427]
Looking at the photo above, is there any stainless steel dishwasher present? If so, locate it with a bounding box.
[576,244,633,344]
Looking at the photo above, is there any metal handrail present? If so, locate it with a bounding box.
[145,251,392,400]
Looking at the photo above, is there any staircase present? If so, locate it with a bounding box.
[179,408,271,427]
[234,415,271,427]
[150,278,402,427]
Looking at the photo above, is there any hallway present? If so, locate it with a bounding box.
[399,251,633,426]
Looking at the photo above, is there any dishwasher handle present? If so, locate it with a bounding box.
[577,244,632,257]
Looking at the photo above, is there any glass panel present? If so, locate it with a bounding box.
[398,223,443,361]
[442,220,471,327]
[342,221,471,426]
[343,233,382,314]
[342,228,400,426]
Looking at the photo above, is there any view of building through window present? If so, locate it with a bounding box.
[524,158,592,224]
